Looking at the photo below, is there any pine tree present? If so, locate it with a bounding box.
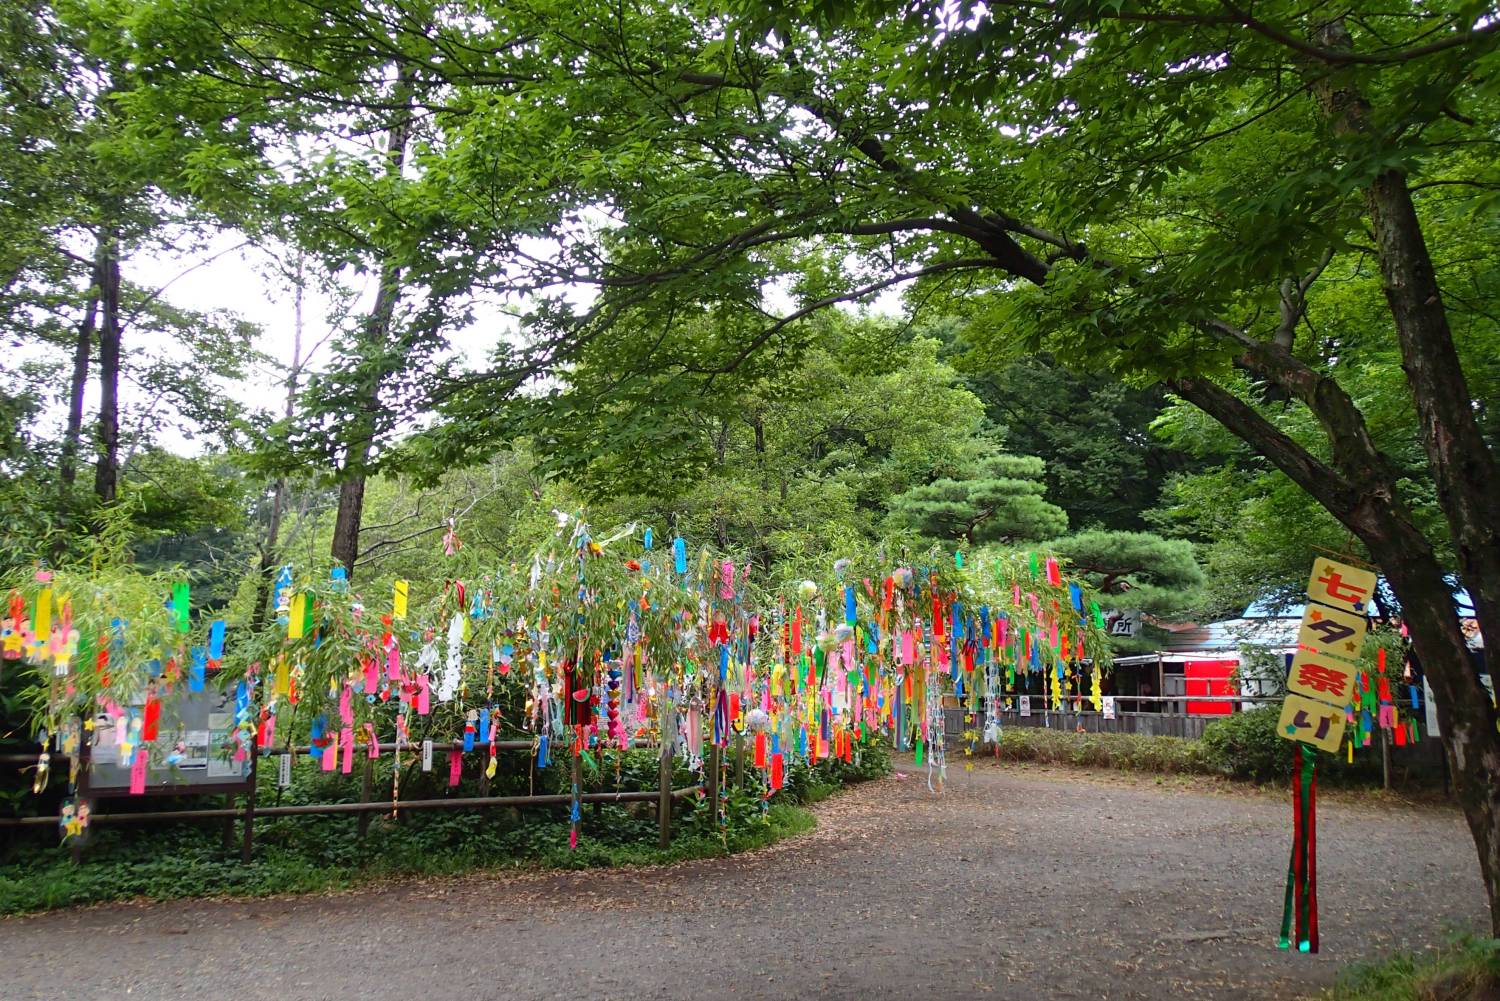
[887,454,1067,547]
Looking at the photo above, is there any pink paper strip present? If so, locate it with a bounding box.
[339,684,353,724]
[448,750,461,786]
[322,732,338,771]
[363,658,378,693]
[366,724,380,759]
[340,727,354,773]
[417,674,430,715]
[129,747,147,794]
[386,641,401,680]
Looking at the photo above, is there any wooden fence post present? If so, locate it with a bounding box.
[1381,727,1392,790]
[357,755,375,839]
[707,742,720,825]
[658,718,673,849]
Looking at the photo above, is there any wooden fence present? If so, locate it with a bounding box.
[0,737,699,861]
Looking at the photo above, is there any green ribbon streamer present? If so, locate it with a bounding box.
[1279,742,1319,953]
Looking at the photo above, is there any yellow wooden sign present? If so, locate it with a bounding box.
[1306,558,1378,615]
[1286,649,1358,707]
[1277,693,1346,753]
[1295,603,1367,662]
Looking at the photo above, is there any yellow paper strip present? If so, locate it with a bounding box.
[288,593,306,639]
[34,588,51,637]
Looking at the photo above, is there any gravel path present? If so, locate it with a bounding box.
[0,760,1487,1001]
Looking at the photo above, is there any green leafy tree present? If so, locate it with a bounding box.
[0,0,272,532]
[960,352,1208,530]
[109,0,1500,927]
[502,312,993,568]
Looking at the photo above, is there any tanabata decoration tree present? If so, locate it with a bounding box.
[3,518,1115,843]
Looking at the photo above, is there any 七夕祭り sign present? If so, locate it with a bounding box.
[1275,556,1375,956]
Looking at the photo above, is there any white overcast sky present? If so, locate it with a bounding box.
[122,227,901,456]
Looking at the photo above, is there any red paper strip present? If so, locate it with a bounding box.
[142,698,161,741]
[448,750,462,786]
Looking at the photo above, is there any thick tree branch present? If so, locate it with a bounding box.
[1215,2,1499,65]
[1166,377,1358,516]
[700,257,1003,383]
[1274,244,1336,349]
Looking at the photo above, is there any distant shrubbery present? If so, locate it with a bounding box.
[994,712,1398,787]
[996,726,1214,774]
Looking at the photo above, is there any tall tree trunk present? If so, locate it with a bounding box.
[1375,529,1500,937]
[60,237,105,489]
[92,232,121,504]
[329,86,413,579]
[1365,166,1500,675]
[1172,375,1500,933]
[1310,16,1500,748]
[1296,20,1500,930]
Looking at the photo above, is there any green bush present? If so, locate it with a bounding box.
[995,726,1214,775]
[1200,706,1292,781]
[1198,707,1387,785]
[779,741,892,804]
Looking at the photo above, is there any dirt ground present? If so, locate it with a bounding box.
[0,759,1487,1001]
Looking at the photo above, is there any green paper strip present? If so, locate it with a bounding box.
[172,581,191,633]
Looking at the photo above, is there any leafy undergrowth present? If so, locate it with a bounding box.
[0,799,817,916]
[1329,935,1500,1001]
[0,744,888,916]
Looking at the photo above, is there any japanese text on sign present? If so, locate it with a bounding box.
[1277,693,1346,753]
[1306,559,1378,615]
[1295,603,1367,662]
[1286,650,1358,705]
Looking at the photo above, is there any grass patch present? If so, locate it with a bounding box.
[1330,935,1500,1001]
